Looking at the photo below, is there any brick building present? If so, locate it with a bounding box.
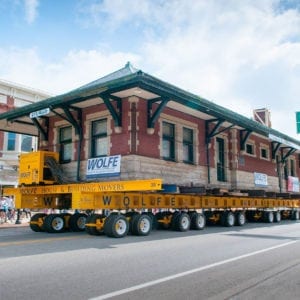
[0,80,51,187]
[0,63,299,193]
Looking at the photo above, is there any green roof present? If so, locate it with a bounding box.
[0,62,299,149]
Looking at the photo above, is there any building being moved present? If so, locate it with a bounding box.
[0,80,51,187]
[0,62,299,193]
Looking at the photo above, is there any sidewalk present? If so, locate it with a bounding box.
[0,219,30,229]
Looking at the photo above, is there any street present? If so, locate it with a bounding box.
[1,220,300,300]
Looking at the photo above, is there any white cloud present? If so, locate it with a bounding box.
[0,47,140,94]
[1,0,300,139]
[24,0,39,24]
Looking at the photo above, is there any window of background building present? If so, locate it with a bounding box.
[162,121,175,161]
[91,119,108,157]
[59,126,72,163]
[7,132,16,151]
[183,127,194,163]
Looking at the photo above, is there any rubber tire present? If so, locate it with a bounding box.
[221,211,235,227]
[69,213,87,231]
[173,212,191,232]
[85,214,105,235]
[29,213,46,232]
[127,212,139,233]
[131,214,152,236]
[43,214,65,233]
[143,212,157,230]
[263,211,274,223]
[273,211,281,223]
[171,211,182,230]
[291,210,300,220]
[104,214,129,238]
[235,211,246,226]
[189,212,206,230]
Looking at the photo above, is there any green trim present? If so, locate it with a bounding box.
[0,63,299,149]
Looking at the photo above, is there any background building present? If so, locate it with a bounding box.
[0,79,51,187]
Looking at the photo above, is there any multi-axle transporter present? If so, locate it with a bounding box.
[2,151,300,238]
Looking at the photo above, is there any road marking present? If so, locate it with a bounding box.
[90,240,298,300]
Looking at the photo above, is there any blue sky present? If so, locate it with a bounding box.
[0,0,300,139]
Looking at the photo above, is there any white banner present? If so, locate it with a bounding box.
[288,176,299,192]
[254,172,268,187]
[86,155,121,179]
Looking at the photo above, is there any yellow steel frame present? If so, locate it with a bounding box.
[3,185,300,210]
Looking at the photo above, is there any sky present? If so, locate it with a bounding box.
[0,0,300,139]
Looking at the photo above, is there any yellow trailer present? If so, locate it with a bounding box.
[2,151,300,238]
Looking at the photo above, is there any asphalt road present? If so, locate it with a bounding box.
[1,221,300,300]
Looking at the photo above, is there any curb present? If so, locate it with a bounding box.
[0,221,29,229]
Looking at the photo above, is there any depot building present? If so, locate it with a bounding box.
[0,62,299,193]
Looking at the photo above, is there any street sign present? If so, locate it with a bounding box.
[296,112,300,134]
[29,108,50,118]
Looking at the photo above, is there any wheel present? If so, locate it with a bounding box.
[274,211,281,223]
[131,214,152,236]
[171,211,182,230]
[85,214,105,235]
[60,213,72,230]
[246,210,256,222]
[104,214,129,238]
[43,214,65,233]
[29,213,46,232]
[127,212,139,233]
[69,213,87,231]
[173,212,191,231]
[189,212,206,230]
[221,211,235,227]
[263,211,274,223]
[235,211,246,226]
[291,210,300,220]
[143,212,158,230]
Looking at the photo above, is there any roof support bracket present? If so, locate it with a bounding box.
[147,97,169,130]
[31,117,49,140]
[240,130,252,151]
[280,147,296,163]
[101,94,122,128]
[271,141,281,160]
[205,118,225,144]
[62,106,82,136]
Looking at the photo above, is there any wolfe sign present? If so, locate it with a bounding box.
[86,155,121,179]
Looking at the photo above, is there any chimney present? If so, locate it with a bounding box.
[253,108,272,127]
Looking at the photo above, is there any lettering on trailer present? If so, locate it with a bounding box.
[16,179,161,195]
[101,195,177,207]
[86,155,121,178]
[44,197,53,206]
[20,172,31,178]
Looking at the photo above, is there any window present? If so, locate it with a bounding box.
[246,143,254,155]
[162,122,175,161]
[217,137,226,182]
[7,132,16,151]
[59,126,72,163]
[260,147,269,159]
[183,127,194,163]
[21,135,33,152]
[290,159,295,177]
[91,119,108,157]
